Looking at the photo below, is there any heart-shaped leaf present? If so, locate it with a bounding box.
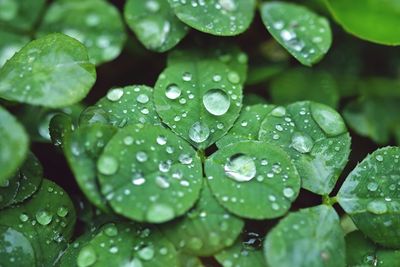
[154,49,244,149]
[259,101,351,195]
[264,205,345,267]
[124,0,188,52]
[260,1,332,66]
[205,140,301,219]
[167,0,256,36]
[0,33,96,108]
[97,124,203,223]
[37,0,126,65]
[338,146,400,249]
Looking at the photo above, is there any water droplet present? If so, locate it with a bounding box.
[138,246,154,261]
[35,210,53,225]
[97,155,119,175]
[127,258,143,267]
[367,182,378,192]
[291,132,314,153]
[156,135,167,145]
[224,153,257,182]
[77,245,97,267]
[375,155,384,162]
[19,213,29,222]
[311,103,346,136]
[227,71,240,84]
[182,72,192,82]
[109,246,118,254]
[283,187,295,198]
[165,84,181,100]
[188,237,203,250]
[156,175,170,189]
[136,94,149,104]
[271,106,286,117]
[136,151,148,162]
[106,88,124,102]
[104,223,118,237]
[203,89,230,116]
[189,122,210,143]
[367,200,387,215]
[124,136,134,145]
[273,21,284,30]
[146,203,175,223]
[213,74,222,82]
[57,206,68,217]
[145,0,160,12]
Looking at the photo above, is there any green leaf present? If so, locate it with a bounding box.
[0,30,29,67]
[0,225,36,267]
[49,113,74,149]
[37,0,126,65]
[80,85,160,128]
[260,1,332,66]
[160,184,244,256]
[0,179,76,266]
[97,124,203,223]
[61,222,179,267]
[168,0,256,36]
[154,49,244,149]
[325,0,400,45]
[269,67,339,108]
[205,140,300,219]
[178,253,205,267]
[343,96,400,145]
[0,106,28,184]
[64,124,116,212]
[338,146,400,249]
[264,205,345,267]
[246,63,286,86]
[242,94,268,106]
[215,237,267,267]
[124,0,188,52]
[259,101,351,195]
[0,0,46,31]
[0,33,96,108]
[216,104,275,148]
[0,170,19,209]
[346,231,400,267]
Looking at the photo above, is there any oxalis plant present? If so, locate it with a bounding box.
[1,0,400,267]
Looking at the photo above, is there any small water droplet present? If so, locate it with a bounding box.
[136,94,149,104]
[213,74,222,82]
[145,0,160,12]
[291,132,314,154]
[57,206,68,217]
[227,71,240,84]
[155,175,170,189]
[367,182,378,192]
[271,106,286,117]
[182,72,192,82]
[224,153,256,182]
[19,213,29,222]
[156,135,167,145]
[106,88,124,102]
[188,237,204,250]
[124,136,134,145]
[189,122,210,143]
[165,84,181,100]
[367,200,387,214]
[77,245,97,267]
[375,155,384,162]
[104,223,118,237]
[138,246,154,261]
[97,155,119,175]
[203,89,231,116]
[35,210,53,225]
[136,151,148,162]
[283,187,295,198]
[146,204,175,223]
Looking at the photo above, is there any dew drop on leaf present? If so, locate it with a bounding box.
[56,206,69,217]
[291,132,314,153]
[136,94,149,104]
[137,246,155,261]
[224,153,257,182]
[136,151,148,162]
[146,203,175,223]
[104,223,118,237]
[97,155,119,175]
[188,121,210,143]
[165,84,181,99]
[310,102,346,136]
[35,210,53,225]
[202,89,231,116]
[367,200,388,215]
[106,88,124,102]
[77,245,97,267]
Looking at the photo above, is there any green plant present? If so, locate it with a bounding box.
[1,0,400,266]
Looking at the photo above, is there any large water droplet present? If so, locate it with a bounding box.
[227,71,240,84]
[106,88,124,102]
[165,84,181,100]
[291,132,314,154]
[203,89,230,116]
[19,213,29,222]
[138,246,155,261]
[367,200,387,214]
[97,155,119,175]
[224,153,256,182]
[146,203,175,223]
[35,210,53,225]
[311,103,346,136]
[189,122,210,143]
[271,106,286,117]
[77,245,97,267]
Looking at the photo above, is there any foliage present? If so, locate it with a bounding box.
[1,0,400,266]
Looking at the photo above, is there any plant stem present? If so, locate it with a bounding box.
[322,195,338,206]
